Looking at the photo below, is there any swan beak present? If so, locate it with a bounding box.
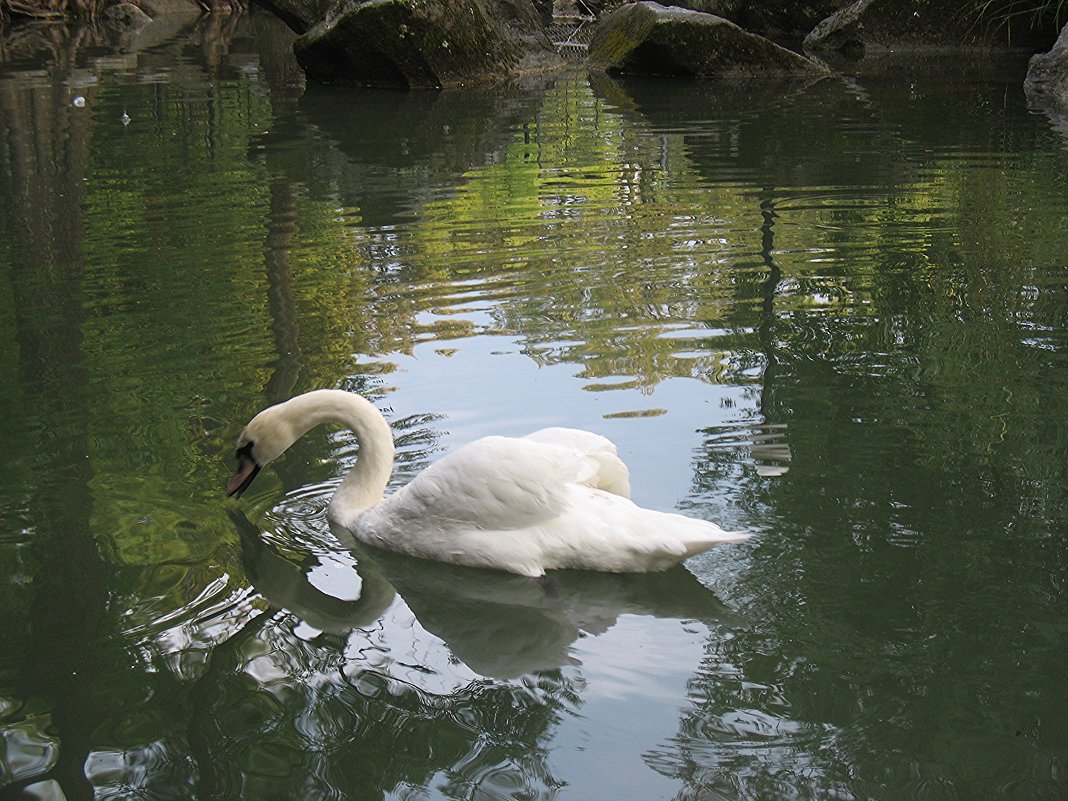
[227,454,261,498]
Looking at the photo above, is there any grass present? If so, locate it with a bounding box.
[963,0,1067,38]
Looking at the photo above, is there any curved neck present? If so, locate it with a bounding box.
[282,390,395,518]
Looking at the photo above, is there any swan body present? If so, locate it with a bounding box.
[228,389,749,577]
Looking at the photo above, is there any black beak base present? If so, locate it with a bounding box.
[228,450,261,498]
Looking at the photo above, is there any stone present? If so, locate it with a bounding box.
[137,0,203,14]
[252,0,335,33]
[293,0,564,89]
[1025,22,1068,110]
[664,0,840,39]
[586,1,827,78]
[101,2,153,32]
[803,0,1047,53]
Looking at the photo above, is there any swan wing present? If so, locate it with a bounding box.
[522,427,631,498]
[366,434,610,532]
[352,430,745,577]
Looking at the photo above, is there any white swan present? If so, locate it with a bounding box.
[227,389,749,577]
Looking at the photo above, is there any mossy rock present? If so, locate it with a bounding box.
[294,0,562,88]
[665,0,841,38]
[587,2,827,78]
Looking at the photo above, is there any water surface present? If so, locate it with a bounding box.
[1,13,1066,801]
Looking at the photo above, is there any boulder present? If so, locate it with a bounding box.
[252,0,336,33]
[293,0,564,88]
[101,2,153,32]
[1025,22,1068,110]
[109,1,202,51]
[804,0,1049,53]
[137,0,205,14]
[661,0,840,39]
[531,0,553,25]
[586,2,827,78]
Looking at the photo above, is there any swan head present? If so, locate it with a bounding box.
[227,390,395,508]
[227,403,299,498]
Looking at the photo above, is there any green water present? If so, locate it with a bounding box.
[1,13,1066,801]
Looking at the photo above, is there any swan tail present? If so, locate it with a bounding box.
[678,528,750,558]
[605,514,749,572]
[655,514,750,562]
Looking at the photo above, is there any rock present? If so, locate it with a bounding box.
[137,0,203,14]
[804,0,1049,53]
[586,2,827,78]
[293,0,564,89]
[1025,22,1068,110]
[531,0,553,26]
[252,0,334,33]
[664,0,840,39]
[101,2,153,32]
[806,0,879,51]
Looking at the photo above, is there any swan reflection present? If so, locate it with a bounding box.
[231,509,395,635]
[233,511,737,680]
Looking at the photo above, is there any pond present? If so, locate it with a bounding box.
[1,10,1067,801]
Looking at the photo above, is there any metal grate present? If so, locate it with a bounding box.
[548,15,596,60]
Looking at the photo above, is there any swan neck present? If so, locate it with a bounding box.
[287,390,395,517]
